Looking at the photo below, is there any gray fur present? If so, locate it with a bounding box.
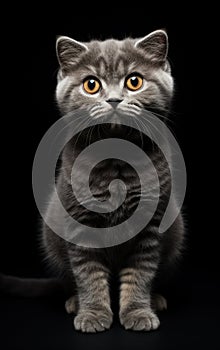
[41,30,185,333]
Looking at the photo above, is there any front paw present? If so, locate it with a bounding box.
[120,309,160,331]
[74,309,113,333]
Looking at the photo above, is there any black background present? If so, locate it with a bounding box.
[0,7,219,350]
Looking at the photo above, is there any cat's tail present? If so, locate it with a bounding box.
[0,273,66,298]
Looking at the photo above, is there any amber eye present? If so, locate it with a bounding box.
[126,74,143,91]
[83,77,101,94]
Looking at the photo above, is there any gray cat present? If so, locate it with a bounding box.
[1,30,185,333]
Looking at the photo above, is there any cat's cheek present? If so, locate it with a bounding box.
[154,70,174,93]
[117,103,142,116]
[56,77,72,104]
[89,103,113,118]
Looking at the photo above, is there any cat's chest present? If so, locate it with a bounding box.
[71,157,158,210]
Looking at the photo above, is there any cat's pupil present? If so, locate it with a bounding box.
[130,77,139,87]
[88,80,96,90]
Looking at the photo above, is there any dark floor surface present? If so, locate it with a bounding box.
[0,268,219,350]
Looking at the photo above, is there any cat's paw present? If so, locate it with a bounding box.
[74,310,113,333]
[151,293,167,311]
[65,295,77,314]
[120,309,160,331]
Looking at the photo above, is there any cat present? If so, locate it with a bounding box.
[1,30,185,333]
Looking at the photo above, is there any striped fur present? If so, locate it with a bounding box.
[42,30,185,333]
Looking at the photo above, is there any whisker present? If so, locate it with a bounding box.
[145,116,169,147]
[135,115,156,151]
[144,107,174,124]
[88,125,96,145]
[72,116,93,149]
[132,117,144,148]
[85,124,94,146]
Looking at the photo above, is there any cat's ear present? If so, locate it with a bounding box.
[56,36,88,71]
[135,30,168,64]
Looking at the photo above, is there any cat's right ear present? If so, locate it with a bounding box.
[56,36,88,72]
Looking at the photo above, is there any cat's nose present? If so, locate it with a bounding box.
[106,98,123,108]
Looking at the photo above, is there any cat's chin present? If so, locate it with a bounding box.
[105,110,122,125]
[101,109,140,124]
[97,122,142,142]
[90,110,143,139]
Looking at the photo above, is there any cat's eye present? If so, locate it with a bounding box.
[125,74,143,91]
[83,77,101,94]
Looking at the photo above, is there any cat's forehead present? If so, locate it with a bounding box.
[84,39,141,80]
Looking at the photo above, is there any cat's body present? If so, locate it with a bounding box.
[1,30,185,333]
[41,30,185,332]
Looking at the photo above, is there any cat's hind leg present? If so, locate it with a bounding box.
[151,293,167,311]
[65,295,77,314]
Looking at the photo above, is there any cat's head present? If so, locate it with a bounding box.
[55,30,173,118]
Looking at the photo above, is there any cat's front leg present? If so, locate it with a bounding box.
[119,238,160,331]
[68,248,113,333]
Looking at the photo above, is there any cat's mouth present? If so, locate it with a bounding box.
[88,102,142,120]
[90,109,144,141]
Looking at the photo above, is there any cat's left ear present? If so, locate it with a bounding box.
[135,30,168,64]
